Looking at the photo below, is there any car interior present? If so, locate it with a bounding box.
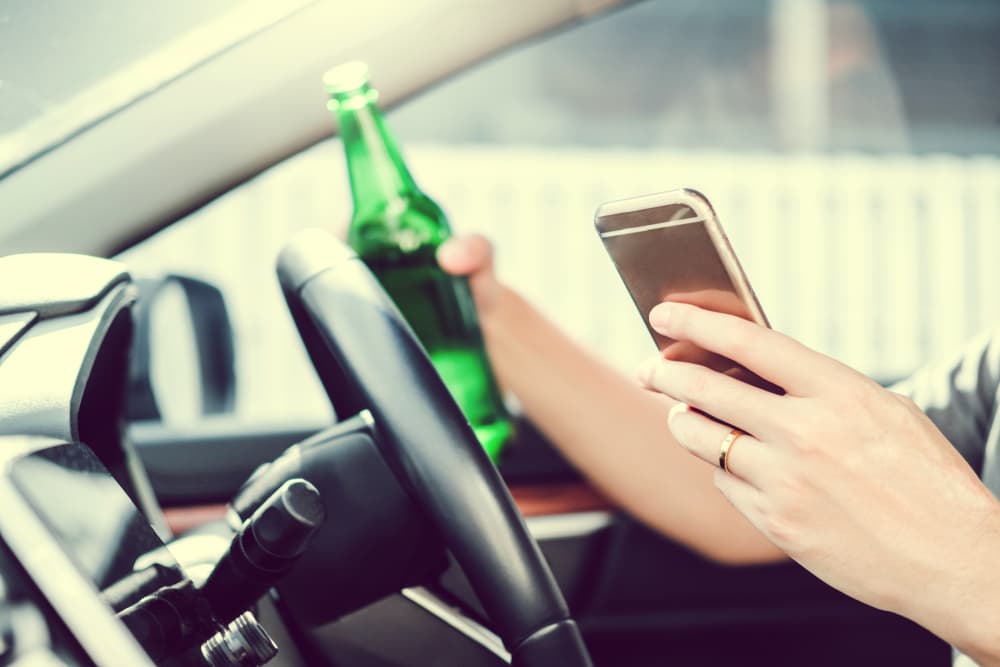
[1,1,998,665]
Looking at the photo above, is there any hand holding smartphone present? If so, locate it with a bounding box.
[595,189,776,389]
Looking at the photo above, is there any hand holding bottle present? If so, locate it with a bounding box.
[437,235,502,316]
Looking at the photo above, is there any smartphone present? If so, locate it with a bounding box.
[595,188,771,379]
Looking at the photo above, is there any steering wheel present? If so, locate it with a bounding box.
[276,229,594,667]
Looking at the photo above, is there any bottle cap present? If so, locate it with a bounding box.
[323,61,371,96]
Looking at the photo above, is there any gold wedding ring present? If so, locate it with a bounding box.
[718,429,745,474]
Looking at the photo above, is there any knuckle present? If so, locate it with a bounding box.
[679,366,710,399]
[891,392,919,412]
[775,407,811,444]
[777,404,827,449]
[760,510,800,551]
[858,381,887,407]
[797,439,836,472]
[847,379,886,413]
[720,325,753,361]
[816,374,876,414]
[771,470,806,501]
[759,484,812,554]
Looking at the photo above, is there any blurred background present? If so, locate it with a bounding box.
[8,0,997,425]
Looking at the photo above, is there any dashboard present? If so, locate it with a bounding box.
[0,438,162,665]
[0,437,294,667]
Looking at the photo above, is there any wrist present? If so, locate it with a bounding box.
[931,499,1000,664]
[954,613,1000,667]
[953,583,1000,663]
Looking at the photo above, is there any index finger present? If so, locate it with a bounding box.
[649,302,853,396]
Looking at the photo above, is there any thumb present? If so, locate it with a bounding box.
[437,234,500,312]
[438,234,493,275]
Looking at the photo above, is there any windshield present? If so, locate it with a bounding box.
[117,0,1000,425]
[0,0,312,175]
[391,0,1000,155]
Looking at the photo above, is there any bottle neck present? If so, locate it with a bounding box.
[331,86,419,209]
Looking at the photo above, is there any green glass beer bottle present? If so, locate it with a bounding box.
[323,61,513,461]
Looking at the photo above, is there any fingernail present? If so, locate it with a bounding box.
[668,402,689,424]
[635,357,657,385]
[649,303,673,333]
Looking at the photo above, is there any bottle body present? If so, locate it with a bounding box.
[327,63,513,461]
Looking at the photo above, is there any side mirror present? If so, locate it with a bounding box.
[127,275,236,422]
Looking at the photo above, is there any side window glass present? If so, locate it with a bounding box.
[118,142,345,426]
[121,0,1000,429]
[388,0,1000,380]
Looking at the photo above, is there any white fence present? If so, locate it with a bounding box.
[121,144,1000,424]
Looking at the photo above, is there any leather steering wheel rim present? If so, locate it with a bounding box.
[277,229,593,667]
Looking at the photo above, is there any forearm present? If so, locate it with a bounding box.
[480,284,785,564]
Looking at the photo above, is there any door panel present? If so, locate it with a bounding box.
[571,517,948,666]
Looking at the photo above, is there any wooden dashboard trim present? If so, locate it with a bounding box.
[163,481,613,535]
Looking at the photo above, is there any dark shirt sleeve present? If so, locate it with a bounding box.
[890,329,1000,475]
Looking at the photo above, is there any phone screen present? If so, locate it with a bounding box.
[596,192,777,393]
[598,206,759,353]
